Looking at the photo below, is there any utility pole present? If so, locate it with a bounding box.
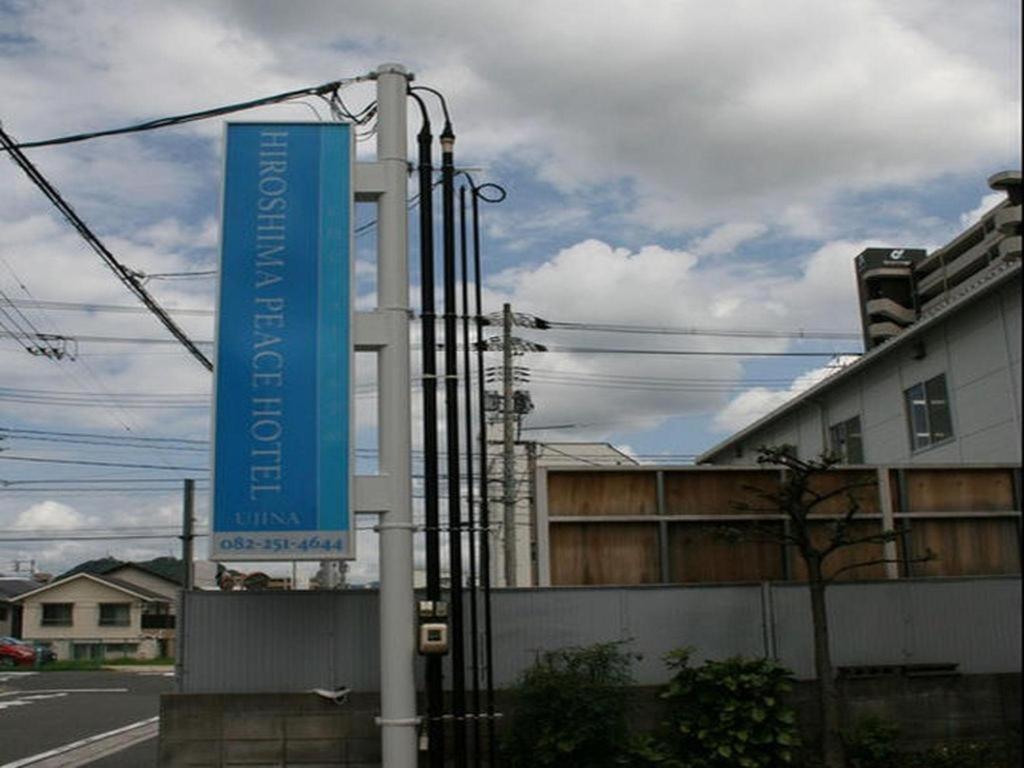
[182,479,195,590]
[502,302,517,587]
[526,441,538,586]
[176,477,194,692]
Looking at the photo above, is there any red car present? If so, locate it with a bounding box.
[0,637,36,667]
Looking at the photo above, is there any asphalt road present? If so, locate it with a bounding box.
[0,669,172,766]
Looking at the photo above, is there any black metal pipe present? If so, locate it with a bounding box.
[410,90,445,768]
[460,184,482,765]
[441,119,468,768]
[470,181,499,766]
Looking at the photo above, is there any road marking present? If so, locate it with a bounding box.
[0,716,158,768]
[0,673,37,683]
[0,693,68,711]
[0,688,128,697]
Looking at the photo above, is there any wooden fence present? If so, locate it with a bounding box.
[536,465,1022,586]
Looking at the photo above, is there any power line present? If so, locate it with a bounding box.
[0,455,208,471]
[0,395,207,410]
[0,426,207,445]
[0,330,213,347]
[0,255,158,435]
[547,346,859,357]
[0,434,208,451]
[139,270,216,281]
[1,76,372,151]
[0,126,213,371]
[0,297,213,317]
[543,319,862,340]
[1,478,208,485]
[0,533,212,542]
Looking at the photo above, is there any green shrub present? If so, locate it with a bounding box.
[843,715,901,767]
[843,721,1018,768]
[657,649,800,768]
[903,739,1018,768]
[502,641,639,768]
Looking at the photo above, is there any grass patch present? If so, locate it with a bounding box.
[35,656,174,671]
[37,659,104,671]
[103,656,175,666]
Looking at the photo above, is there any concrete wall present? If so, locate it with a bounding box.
[708,279,1022,465]
[160,692,382,768]
[170,580,1021,766]
[160,676,1021,767]
[179,577,1021,693]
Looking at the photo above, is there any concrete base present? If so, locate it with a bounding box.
[159,692,381,768]
[159,674,1021,767]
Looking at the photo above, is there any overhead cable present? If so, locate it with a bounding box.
[0,126,213,370]
[0,455,208,471]
[1,75,373,151]
[543,319,862,340]
[547,346,859,357]
[0,297,213,316]
[0,426,207,445]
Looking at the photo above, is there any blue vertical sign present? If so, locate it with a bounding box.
[212,123,354,560]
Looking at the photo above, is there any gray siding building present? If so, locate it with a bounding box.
[701,172,1021,466]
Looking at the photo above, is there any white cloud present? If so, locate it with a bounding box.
[14,500,93,529]
[2,0,1017,235]
[690,222,768,257]
[959,192,1004,228]
[481,238,867,440]
[714,356,859,433]
[0,0,1018,579]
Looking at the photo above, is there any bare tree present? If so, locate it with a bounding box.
[728,446,932,768]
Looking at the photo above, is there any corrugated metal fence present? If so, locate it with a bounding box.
[180,577,1021,693]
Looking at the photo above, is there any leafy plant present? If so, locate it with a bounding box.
[842,724,1018,768]
[657,648,800,768]
[502,641,639,768]
[903,739,1018,768]
[843,715,901,767]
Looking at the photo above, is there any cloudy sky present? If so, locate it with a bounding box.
[0,0,1019,581]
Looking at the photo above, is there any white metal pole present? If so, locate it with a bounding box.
[374,62,418,767]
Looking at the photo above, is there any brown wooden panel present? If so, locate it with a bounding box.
[789,521,887,582]
[663,470,779,516]
[549,522,660,585]
[668,523,785,583]
[903,469,1015,512]
[806,470,880,516]
[548,471,657,517]
[901,518,1021,577]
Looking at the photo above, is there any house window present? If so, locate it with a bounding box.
[102,643,138,659]
[0,605,8,622]
[98,603,131,627]
[41,603,73,626]
[904,374,953,450]
[829,416,864,464]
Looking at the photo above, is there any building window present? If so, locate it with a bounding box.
[98,603,131,627]
[41,603,73,626]
[0,605,8,622]
[829,416,864,464]
[73,643,103,661]
[102,643,138,659]
[905,374,953,450]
